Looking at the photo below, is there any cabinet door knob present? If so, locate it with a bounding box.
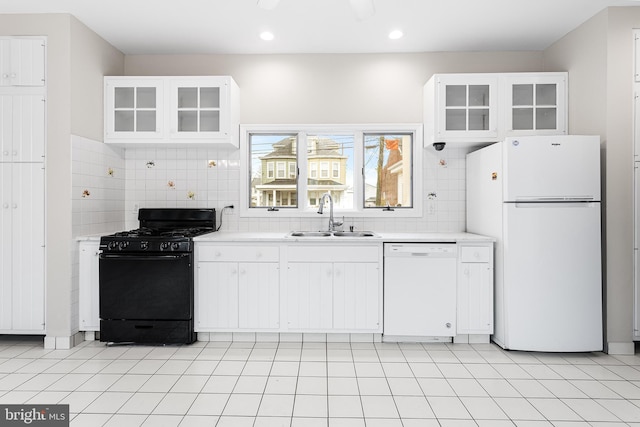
[2,203,8,209]
[446,323,452,328]
[12,203,17,209]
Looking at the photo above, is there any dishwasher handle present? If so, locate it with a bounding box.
[384,244,457,258]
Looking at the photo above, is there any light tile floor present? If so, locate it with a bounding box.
[1,336,640,426]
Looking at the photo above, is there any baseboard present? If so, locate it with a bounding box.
[607,341,635,355]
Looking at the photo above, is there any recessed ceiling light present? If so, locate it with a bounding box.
[260,31,275,41]
[389,30,403,40]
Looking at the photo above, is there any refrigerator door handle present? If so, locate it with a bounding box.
[513,196,597,202]
[514,201,600,208]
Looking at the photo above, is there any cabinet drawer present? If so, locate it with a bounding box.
[198,245,279,262]
[288,245,380,263]
[459,246,492,263]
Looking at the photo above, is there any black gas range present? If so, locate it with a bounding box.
[99,208,216,345]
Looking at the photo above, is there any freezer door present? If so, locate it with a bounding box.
[503,135,601,201]
[502,202,602,352]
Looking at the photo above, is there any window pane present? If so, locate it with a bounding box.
[249,134,298,208]
[307,135,353,209]
[364,134,412,208]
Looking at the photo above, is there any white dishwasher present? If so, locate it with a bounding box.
[383,243,457,339]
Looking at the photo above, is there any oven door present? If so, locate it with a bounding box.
[99,253,193,321]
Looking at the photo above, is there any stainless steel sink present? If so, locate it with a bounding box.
[333,231,377,237]
[289,231,332,237]
[288,231,378,238]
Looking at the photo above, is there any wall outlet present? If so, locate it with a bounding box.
[427,201,436,215]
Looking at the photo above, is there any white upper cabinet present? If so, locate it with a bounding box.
[0,38,46,87]
[170,77,232,140]
[425,74,499,145]
[424,72,568,148]
[104,78,164,141]
[104,76,239,148]
[635,30,640,82]
[0,94,46,162]
[504,73,567,136]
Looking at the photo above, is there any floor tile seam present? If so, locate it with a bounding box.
[547,378,629,400]
[556,397,627,424]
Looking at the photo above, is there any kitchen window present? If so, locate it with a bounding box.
[240,124,422,217]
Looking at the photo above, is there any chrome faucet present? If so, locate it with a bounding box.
[318,192,343,232]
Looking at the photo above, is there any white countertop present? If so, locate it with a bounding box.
[193,231,494,243]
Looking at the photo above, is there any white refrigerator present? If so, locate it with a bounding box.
[467,135,602,352]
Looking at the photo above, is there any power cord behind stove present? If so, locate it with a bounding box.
[216,205,234,231]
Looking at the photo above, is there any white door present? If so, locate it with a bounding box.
[0,94,45,162]
[503,135,601,201]
[0,164,11,330]
[0,38,45,87]
[238,262,280,329]
[11,164,45,331]
[635,163,640,339]
[333,263,380,331]
[79,241,100,331]
[503,202,602,351]
[196,262,239,330]
[287,263,333,330]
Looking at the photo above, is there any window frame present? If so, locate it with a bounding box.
[239,124,423,218]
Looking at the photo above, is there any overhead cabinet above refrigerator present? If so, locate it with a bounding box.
[424,72,568,148]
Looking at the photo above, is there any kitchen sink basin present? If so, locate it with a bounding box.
[333,231,377,237]
[289,231,332,237]
[288,231,378,238]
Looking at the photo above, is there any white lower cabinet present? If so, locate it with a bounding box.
[238,262,280,329]
[286,262,333,330]
[286,245,382,333]
[194,242,383,334]
[196,244,279,331]
[456,244,494,336]
[78,240,100,331]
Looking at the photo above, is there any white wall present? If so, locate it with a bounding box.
[125,52,544,124]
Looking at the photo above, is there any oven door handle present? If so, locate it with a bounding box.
[99,253,190,261]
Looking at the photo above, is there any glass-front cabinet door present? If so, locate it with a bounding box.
[435,75,498,142]
[104,78,164,140]
[170,77,230,140]
[505,74,567,136]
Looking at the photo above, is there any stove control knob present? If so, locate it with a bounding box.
[108,242,118,250]
[172,242,180,251]
[161,242,170,250]
[140,241,148,250]
[118,241,129,250]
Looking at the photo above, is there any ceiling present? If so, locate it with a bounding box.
[0,0,637,55]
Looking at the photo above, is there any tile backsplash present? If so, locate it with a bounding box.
[71,135,468,235]
[72,135,126,237]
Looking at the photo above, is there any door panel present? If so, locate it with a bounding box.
[238,262,279,329]
[287,263,332,330]
[11,164,45,331]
